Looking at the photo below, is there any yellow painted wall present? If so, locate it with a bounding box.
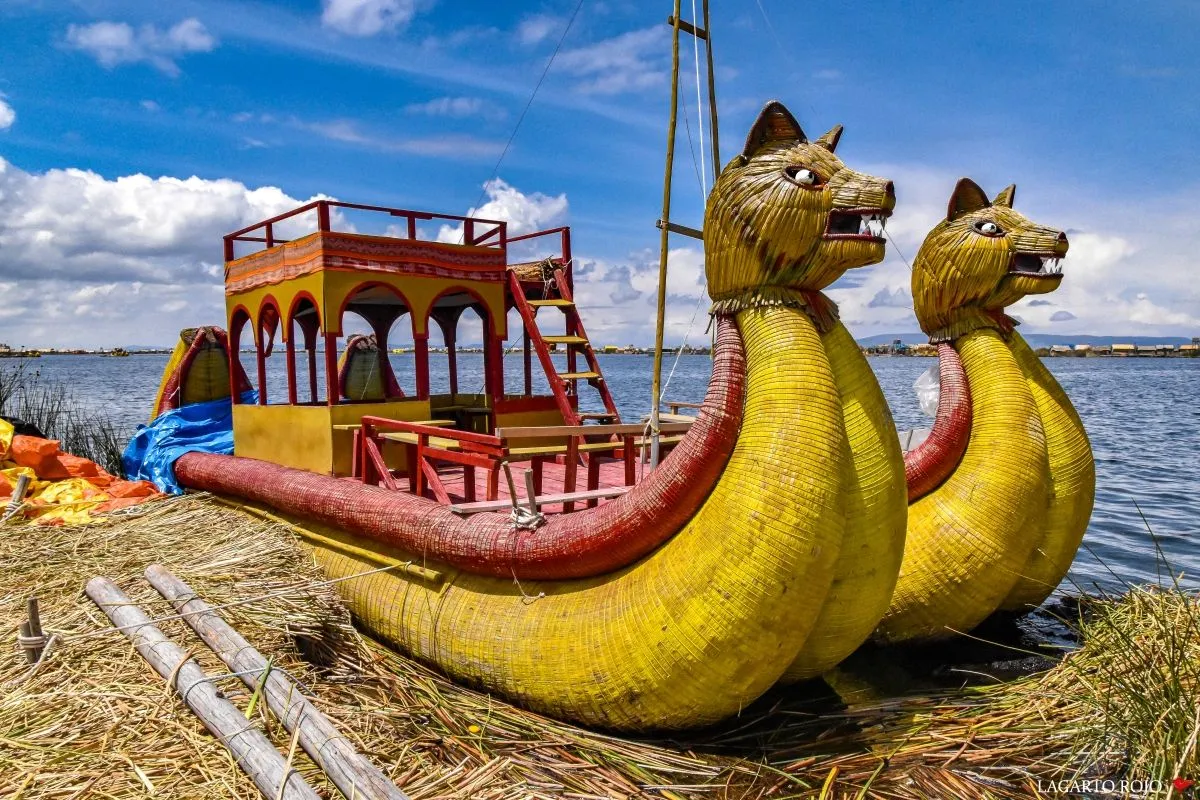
[234,404,334,473]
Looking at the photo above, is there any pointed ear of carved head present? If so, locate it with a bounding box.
[946,178,990,220]
[815,124,843,152]
[993,184,1016,208]
[741,100,807,158]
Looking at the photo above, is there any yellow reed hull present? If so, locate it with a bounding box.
[296,306,850,731]
[877,328,1048,643]
[999,333,1095,610]
[782,322,907,681]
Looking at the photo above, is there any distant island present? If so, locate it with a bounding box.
[858,333,1200,358]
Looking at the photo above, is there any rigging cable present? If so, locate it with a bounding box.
[460,0,586,241]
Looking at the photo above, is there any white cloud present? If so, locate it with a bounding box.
[0,96,14,130]
[517,14,561,46]
[823,162,1200,339]
[404,96,503,120]
[557,28,668,95]
[321,0,418,37]
[436,179,568,243]
[65,18,216,76]
[0,156,325,347]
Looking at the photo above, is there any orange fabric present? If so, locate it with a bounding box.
[2,436,161,525]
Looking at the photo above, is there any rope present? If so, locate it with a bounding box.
[459,0,586,243]
[885,228,915,272]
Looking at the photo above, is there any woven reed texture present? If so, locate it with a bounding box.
[337,334,403,401]
[904,343,972,502]
[880,180,1087,642]
[912,179,1066,342]
[154,327,247,420]
[879,327,1048,643]
[696,102,904,680]
[781,321,906,681]
[703,102,894,303]
[1000,332,1095,611]
[285,305,847,730]
[176,318,744,581]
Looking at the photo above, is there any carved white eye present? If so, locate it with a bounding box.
[784,166,822,187]
[973,220,1004,236]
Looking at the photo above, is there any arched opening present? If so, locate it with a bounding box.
[427,287,499,432]
[228,307,251,405]
[256,298,282,406]
[287,295,324,404]
[336,283,411,404]
[385,311,417,397]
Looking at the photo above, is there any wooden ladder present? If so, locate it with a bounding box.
[508,266,621,426]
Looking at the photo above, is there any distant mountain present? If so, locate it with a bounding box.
[857,332,1197,348]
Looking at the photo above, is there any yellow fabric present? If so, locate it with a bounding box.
[304,306,850,731]
[878,328,1048,642]
[782,321,907,681]
[2,471,110,526]
[1000,333,1095,610]
[0,419,12,460]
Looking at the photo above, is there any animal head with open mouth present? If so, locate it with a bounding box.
[913,178,1070,340]
[705,101,895,307]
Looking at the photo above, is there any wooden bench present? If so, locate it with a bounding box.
[495,422,691,510]
[358,417,693,511]
[449,486,632,516]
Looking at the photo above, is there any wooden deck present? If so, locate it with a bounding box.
[425,457,640,515]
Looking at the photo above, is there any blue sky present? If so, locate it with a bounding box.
[0,0,1197,347]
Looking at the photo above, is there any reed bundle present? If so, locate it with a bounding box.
[0,495,1193,798]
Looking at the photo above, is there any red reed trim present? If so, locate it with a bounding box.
[904,342,972,502]
[157,327,251,416]
[175,316,746,580]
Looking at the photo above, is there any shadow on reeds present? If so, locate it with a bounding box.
[653,512,1199,798]
[0,361,127,475]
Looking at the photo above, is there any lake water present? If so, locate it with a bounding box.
[6,349,1197,593]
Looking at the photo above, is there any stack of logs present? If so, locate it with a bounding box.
[83,566,408,800]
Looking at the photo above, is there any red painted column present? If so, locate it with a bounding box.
[523,324,532,397]
[485,330,504,405]
[255,328,268,406]
[414,333,430,400]
[285,320,298,406]
[229,314,245,405]
[324,332,339,406]
[308,348,319,403]
[445,328,458,400]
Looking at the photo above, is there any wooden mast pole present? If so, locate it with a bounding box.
[703,0,720,171]
[651,0,684,469]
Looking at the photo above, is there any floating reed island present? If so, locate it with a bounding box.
[1,494,1195,799]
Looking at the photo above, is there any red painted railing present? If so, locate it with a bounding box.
[223,200,510,262]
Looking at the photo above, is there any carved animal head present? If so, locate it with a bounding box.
[912,179,1069,338]
[704,101,895,303]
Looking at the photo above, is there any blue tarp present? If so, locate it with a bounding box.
[122,391,256,494]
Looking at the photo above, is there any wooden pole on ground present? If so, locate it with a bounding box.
[144,564,409,800]
[85,577,320,800]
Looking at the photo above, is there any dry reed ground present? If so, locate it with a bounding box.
[0,495,1195,799]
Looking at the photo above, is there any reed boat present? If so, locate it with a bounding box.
[164,98,911,731]
[880,179,1096,643]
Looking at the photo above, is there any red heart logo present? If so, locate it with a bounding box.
[1174,778,1195,791]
